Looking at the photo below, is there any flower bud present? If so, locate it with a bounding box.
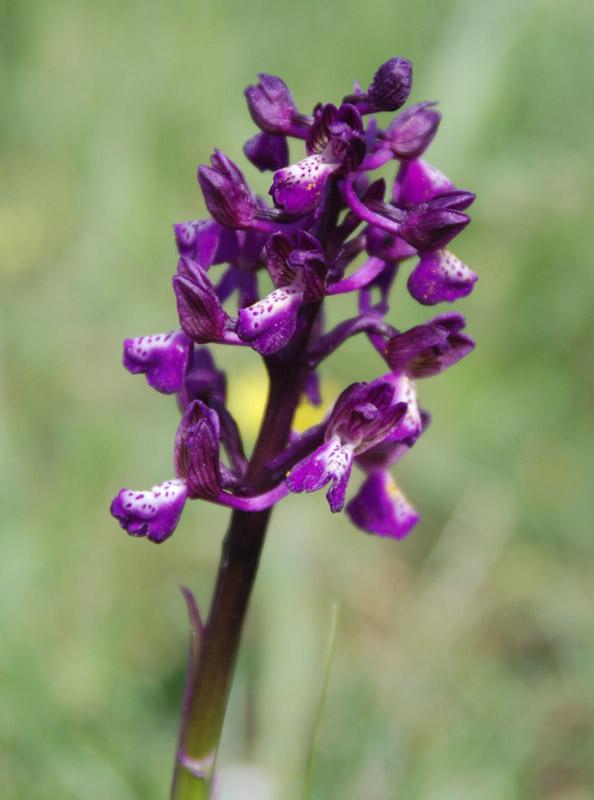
[382,102,441,159]
[244,74,299,134]
[173,258,230,343]
[344,58,413,114]
[198,150,257,229]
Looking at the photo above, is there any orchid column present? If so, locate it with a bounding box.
[110,58,477,800]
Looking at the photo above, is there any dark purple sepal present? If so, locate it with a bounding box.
[236,283,303,354]
[110,479,187,543]
[385,312,475,377]
[173,219,240,269]
[346,470,419,538]
[173,257,230,343]
[177,346,227,411]
[243,132,289,172]
[245,74,306,136]
[400,201,471,251]
[381,102,441,160]
[407,248,478,305]
[293,255,327,303]
[174,400,222,499]
[123,330,192,394]
[266,232,297,287]
[198,150,257,230]
[344,58,413,115]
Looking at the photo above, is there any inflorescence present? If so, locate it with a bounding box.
[111,58,476,544]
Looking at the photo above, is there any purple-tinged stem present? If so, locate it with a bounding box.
[170,305,321,800]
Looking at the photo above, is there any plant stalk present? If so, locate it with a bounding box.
[170,308,320,800]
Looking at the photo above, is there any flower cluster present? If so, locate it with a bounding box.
[111,58,476,543]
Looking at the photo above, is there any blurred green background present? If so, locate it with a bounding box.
[2,0,594,798]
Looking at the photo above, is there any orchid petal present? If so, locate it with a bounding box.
[123,330,191,394]
[347,471,419,538]
[110,479,187,544]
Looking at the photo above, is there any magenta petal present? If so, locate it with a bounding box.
[110,479,187,543]
[408,249,478,305]
[347,471,419,538]
[236,284,303,354]
[123,330,191,394]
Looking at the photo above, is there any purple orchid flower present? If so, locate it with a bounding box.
[236,232,327,354]
[112,62,476,791]
[271,103,366,216]
[286,379,408,512]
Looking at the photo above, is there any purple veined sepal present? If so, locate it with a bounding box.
[286,378,409,512]
[110,479,187,544]
[385,312,475,378]
[198,150,259,230]
[407,248,478,305]
[399,194,473,252]
[236,232,327,355]
[244,74,313,138]
[243,132,289,172]
[174,399,224,499]
[174,396,249,492]
[123,330,192,394]
[270,103,366,216]
[346,470,419,538]
[173,257,242,345]
[343,58,413,115]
